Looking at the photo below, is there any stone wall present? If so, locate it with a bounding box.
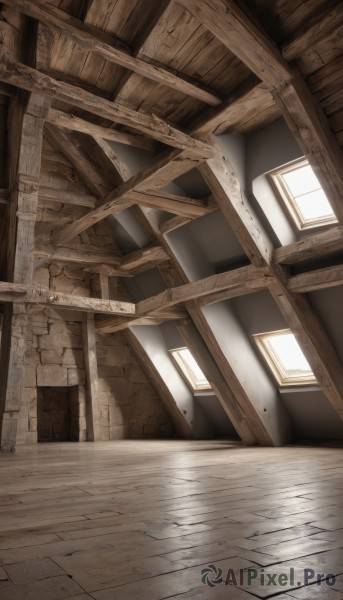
[1,139,175,444]
[97,333,175,440]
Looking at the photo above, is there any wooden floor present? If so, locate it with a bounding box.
[0,440,342,600]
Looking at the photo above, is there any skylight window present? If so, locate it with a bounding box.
[270,159,337,230]
[170,347,211,391]
[253,329,317,387]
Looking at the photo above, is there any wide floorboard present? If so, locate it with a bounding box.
[0,440,342,599]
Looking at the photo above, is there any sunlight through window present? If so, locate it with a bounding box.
[170,348,211,391]
[270,159,337,230]
[253,329,317,387]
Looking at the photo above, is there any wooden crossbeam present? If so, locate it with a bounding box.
[38,186,96,209]
[46,108,154,151]
[51,148,201,246]
[33,246,121,267]
[46,78,266,244]
[128,190,214,219]
[287,265,343,293]
[136,266,272,316]
[0,281,135,315]
[0,58,215,159]
[273,226,343,265]
[96,308,188,334]
[120,246,170,272]
[179,0,343,224]
[3,0,222,107]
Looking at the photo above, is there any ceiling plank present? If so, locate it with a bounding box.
[287,265,343,293]
[282,2,343,61]
[273,226,343,265]
[3,0,222,107]
[0,58,215,159]
[179,0,343,224]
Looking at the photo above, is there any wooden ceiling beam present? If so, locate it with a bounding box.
[0,58,215,159]
[51,149,201,246]
[136,265,272,316]
[201,136,343,423]
[287,265,343,294]
[0,281,134,316]
[99,144,265,445]
[2,0,222,108]
[179,0,343,224]
[46,78,267,244]
[120,246,170,272]
[273,226,343,265]
[96,307,188,334]
[38,187,96,209]
[46,108,155,151]
[128,190,214,219]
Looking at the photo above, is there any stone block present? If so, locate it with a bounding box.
[24,366,37,388]
[40,349,63,365]
[67,368,85,386]
[37,366,68,387]
[62,348,84,367]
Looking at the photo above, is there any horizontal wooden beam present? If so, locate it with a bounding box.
[128,190,214,219]
[33,246,122,267]
[38,186,96,208]
[46,108,155,151]
[287,265,343,293]
[4,0,222,107]
[120,246,170,271]
[0,281,135,315]
[136,265,272,316]
[273,226,343,265]
[34,244,169,274]
[51,148,201,246]
[0,58,215,159]
[96,307,188,334]
[160,216,192,235]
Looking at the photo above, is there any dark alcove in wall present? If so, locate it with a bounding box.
[37,386,80,442]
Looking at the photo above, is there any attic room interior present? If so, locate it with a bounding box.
[0,0,343,598]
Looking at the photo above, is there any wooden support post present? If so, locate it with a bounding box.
[82,313,100,442]
[0,92,49,452]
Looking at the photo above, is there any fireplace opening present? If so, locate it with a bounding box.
[37,386,80,442]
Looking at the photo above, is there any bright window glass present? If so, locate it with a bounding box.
[270,160,337,230]
[254,329,317,387]
[170,348,211,391]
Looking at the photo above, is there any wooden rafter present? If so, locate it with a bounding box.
[0,58,215,159]
[200,136,343,423]
[178,0,343,224]
[273,226,343,265]
[287,265,343,293]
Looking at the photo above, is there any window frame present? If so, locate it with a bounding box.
[269,158,337,231]
[169,347,212,392]
[253,329,318,387]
